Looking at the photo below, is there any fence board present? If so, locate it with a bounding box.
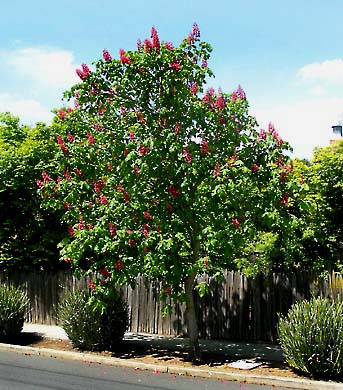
[1,270,342,341]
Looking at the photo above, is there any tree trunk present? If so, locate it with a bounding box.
[184,273,201,361]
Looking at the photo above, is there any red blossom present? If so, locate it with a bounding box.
[89,280,96,291]
[201,140,209,154]
[76,64,91,80]
[56,135,68,154]
[107,163,113,171]
[93,180,104,193]
[65,257,73,265]
[166,203,173,212]
[67,133,74,143]
[57,109,66,120]
[126,229,133,235]
[170,60,181,71]
[87,133,95,145]
[74,168,83,178]
[134,165,140,175]
[129,130,135,141]
[251,164,260,172]
[164,286,171,295]
[174,122,180,134]
[215,95,226,110]
[165,42,174,50]
[142,223,150,238]
[78,218,85,230]
[115,259,123,270]
[183,147,192,163]
[41,171,52,183]
[68,225,75,236]
[232,218,240,229]
[102,48,112,62]
[63,202,70,210]
[64,170,72,181]
[123,149,130,156]
[117,184,124,192]
[99,268,111,277]
[123,191,130,202]
[257,129,266,141]
[100,194,108,205]
[190,82,197,95]
[201,59,207,68]
[138,144,150,155]
[88,224,93,230]
[231,85,246,101]
[157,225,161,232]
[143,211,152,220]
[144,39,153,52]
[151,26,160,52]
[192,22,200,37]
[109,222,116,236]
[119,49,131,64]
[128,238,136,248]
[36,179,43,188]
[280,192,289,205]
[188,33,195,44]
[168,185,180,198]
[213,162,220,177]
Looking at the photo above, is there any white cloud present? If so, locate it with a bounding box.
[252,97,343,160]
[298,59,343,85]
[5,47,80,88]
[0,94,53,124]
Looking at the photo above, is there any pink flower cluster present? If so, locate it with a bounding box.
[268,122,284,146]
[183,147,192,163]
[119,49,131,64]
[230,85,246,101]
[57,135,67,154]
[201,140,209,154]
[102,48,112,62]
[76,64,91,80]
[170,60,181,71]
[151,27,160,52]
[168,185,180,198]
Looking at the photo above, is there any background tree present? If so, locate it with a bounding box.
[40,25,301,358]
[0,112,65,271]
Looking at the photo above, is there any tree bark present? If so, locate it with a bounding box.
[184,273,201,361]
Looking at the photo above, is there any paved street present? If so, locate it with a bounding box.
[0,350,294,390]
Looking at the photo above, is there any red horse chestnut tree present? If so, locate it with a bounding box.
[40,24,295,358]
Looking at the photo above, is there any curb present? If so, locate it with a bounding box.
[0,342,342,390]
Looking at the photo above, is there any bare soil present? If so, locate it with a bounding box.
[12,333,304,380]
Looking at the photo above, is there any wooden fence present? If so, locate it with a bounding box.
[1,271,342,342]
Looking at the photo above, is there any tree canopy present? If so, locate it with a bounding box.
[0,112,65,271]
[39,25,302,357]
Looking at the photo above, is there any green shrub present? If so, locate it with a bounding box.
[0,284,29,341]
[58,288,129,351]
[277,296,343,379]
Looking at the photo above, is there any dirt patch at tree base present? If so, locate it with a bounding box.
[13,333,304,380]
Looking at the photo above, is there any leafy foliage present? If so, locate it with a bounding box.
[58,287,128,351]
[40,25,298,290]
[0,112,65,271]
[0,284,29,341]
[40,25,301,355]
[278,297,343,379]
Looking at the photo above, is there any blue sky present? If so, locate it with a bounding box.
[1,0,343,159]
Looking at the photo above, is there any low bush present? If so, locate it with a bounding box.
[277,296,343,379]
[0,284,29,341]
[58,287,129,351]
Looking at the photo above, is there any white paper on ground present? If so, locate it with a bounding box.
[227,360,263,370]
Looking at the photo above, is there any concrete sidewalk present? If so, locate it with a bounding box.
[23,323,283,362]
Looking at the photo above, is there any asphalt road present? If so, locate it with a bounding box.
[0,350,294,390]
